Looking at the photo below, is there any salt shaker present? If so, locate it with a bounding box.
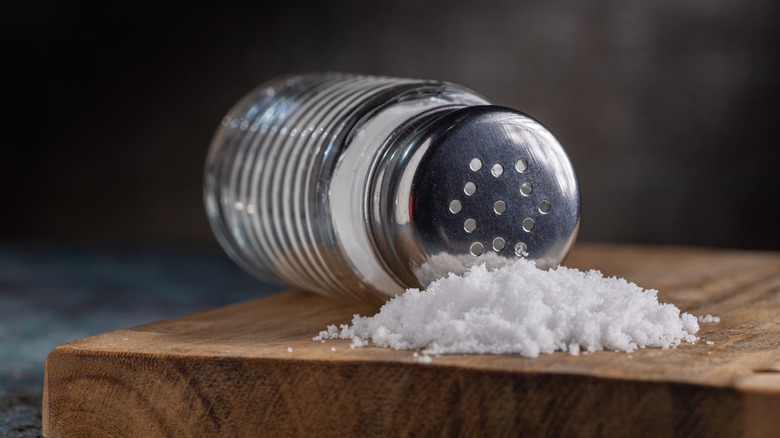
[204,72,580,303]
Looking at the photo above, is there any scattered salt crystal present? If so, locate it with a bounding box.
[706,341,714,345]
[314,259,699,357]
[417,355,433,364]
[330,347,336,352]
[698,314,721,323]
[287,347,293,353]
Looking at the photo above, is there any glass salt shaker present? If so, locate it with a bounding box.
[204,72,580,303]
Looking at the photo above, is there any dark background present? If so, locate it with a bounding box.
[4,0,779,250]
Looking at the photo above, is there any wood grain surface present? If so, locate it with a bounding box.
[43,243,780,437]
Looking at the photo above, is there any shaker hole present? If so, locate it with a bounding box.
[494,200,507,214]
[449,200,463,214]
[492,237,506,251]
[515,242,529,257]
[520,182,533,196]
[516,159,528,173]
[469,158,483,171]
[464,218,477,233]
[522,218,535,232]
[539,200,551,214]
[470,242,484,256]
[491,163,504,177]
[464,181,477,196]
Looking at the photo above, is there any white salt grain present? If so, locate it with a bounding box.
[287,347,293,353]
[706,341,714,345]
[417,355,433,364]
[330,347,336,352]
[698,314,721,323]
[313,260,699,357]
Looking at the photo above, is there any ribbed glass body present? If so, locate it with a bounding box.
[204,72,488,302]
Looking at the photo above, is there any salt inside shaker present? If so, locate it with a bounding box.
[204,72,580,303]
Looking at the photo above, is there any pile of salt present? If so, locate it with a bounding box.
[314,259,701,359]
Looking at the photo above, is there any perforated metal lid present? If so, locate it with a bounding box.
[370,105,580,288]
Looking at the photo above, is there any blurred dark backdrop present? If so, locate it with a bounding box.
[4,0,779,250]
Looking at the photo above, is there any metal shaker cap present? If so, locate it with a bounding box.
[370,105,580,288]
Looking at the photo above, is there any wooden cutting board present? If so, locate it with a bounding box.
[43,244,780,437]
